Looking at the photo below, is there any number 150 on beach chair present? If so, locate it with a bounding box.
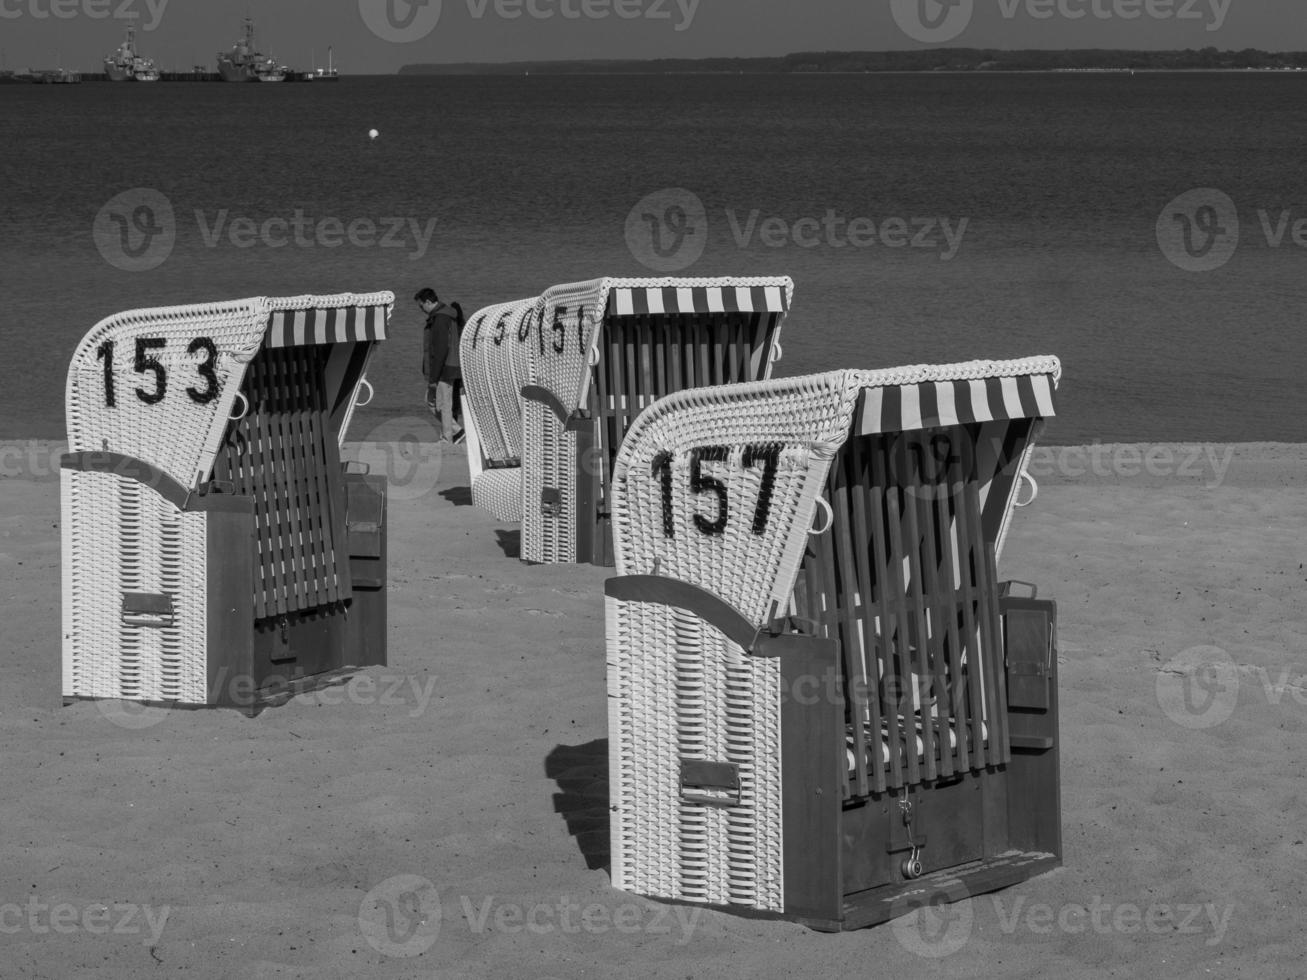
[605,358,1063,930]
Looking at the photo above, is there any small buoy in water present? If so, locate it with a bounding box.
[368,128,379,140]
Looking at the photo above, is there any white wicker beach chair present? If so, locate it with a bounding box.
[605,357,1063,930]
[62,292,393,711]
[460,298,536,522]
[520,276,793,566]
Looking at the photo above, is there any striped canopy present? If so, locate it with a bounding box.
[856,370,1057,435]
[264,302,390,348]
[607,283,790,318]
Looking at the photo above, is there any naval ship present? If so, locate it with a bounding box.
[104,25,160,82]
[216,17,284,82]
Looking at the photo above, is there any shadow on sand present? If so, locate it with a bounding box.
[545,739,610,872]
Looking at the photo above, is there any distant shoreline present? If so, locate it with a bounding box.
[401,47,1307,76]
[391,68,1306,76]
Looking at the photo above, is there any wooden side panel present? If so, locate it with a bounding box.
[1002,596,1062,861]
[780,635,844,923]
[204,500,255,709]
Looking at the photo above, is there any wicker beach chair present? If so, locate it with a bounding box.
[460,298,537,522]
[520,276,793,566]
[605,357,1063,930]
[62,292,393,711]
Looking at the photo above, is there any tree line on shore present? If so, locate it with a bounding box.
[401,47,1307,75]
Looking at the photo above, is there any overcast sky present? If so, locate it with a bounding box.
[0,0,1300,73]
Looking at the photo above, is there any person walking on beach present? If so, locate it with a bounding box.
[416,287,465,444]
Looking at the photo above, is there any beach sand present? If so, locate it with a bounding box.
[0,441,1303,979]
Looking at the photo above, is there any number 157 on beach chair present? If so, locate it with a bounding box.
[604,358,1063,930]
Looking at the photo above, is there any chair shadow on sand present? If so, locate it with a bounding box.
[545,739,610,872]
[494,529,521,559]
[438,486,473,506]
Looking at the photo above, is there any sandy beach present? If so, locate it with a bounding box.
[1,440,1303,979]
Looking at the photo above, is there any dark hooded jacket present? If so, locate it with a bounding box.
[423,302,461,383]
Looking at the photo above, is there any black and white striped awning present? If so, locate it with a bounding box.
[856,373,1056,435]
[264,305,389,348]
[608,284,789,317]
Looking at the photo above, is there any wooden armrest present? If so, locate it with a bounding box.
[521,385,591,431]
[605,573,821,660]
[61,451,248,513]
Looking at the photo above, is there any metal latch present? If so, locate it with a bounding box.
[898,790,926,879]
[680,760,741,808]
[121,592,175,628]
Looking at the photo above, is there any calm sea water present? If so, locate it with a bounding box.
[1,73,1304,443]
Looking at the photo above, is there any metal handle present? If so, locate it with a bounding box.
[1014,471,1038,507]
[809,496,833,535]
[355,377,374,407]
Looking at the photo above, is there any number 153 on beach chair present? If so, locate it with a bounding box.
[61,292,392,712]
[605,358,1063,930]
